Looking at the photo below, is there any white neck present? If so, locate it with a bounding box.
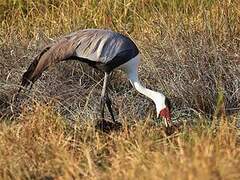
[128,72,166,115]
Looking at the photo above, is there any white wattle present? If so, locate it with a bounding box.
[119,54,166,116]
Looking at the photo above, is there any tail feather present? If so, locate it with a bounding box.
[19,46,51,91]
[18,31,85,93]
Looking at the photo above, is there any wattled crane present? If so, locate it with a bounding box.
[18,29,172,131]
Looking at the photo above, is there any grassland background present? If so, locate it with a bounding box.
[0,0,240,179]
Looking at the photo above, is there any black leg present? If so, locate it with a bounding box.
[100,96,106,121]
[95,72,122,133]
[105,95,115,122]
[100,73,116,122]
[105,94,122,130]
[100,72,109,121]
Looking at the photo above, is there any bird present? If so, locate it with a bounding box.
[18,29,172,131]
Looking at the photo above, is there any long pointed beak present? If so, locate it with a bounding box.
[164,118,169,127]
[163,117,172,127]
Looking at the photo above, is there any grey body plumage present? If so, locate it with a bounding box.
[20,29,139,88]
[73,29,138,64]
[19,29,139,132]
[18,29,172,132]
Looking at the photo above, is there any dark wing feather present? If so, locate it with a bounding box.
[19,36,80,89]
[19,29,139,91]
[20,46,51,88]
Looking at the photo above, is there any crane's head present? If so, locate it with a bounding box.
[155,96,172,127]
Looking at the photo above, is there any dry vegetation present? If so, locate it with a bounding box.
[0,103,239,180]
[0,0,240,179]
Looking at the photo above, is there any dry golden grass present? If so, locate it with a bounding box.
[0,103,239,180]
[1,0,239,115]
[0,0,240,179]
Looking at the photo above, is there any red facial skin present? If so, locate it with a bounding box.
[159,107,171,126]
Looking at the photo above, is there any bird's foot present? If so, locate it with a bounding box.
[95,120,122,133]
[164,124,178,136]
